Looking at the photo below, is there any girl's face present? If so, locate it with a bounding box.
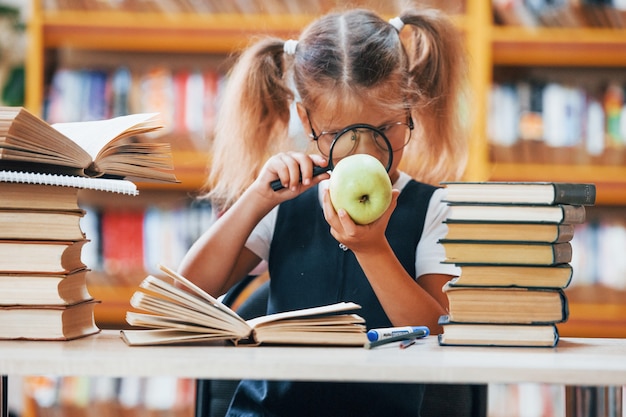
[296,99,411,184]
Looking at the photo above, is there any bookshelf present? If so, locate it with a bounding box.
[23,0,626,337]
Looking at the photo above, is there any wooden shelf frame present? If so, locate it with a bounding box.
[491,26,626,67]
[24,0,626,331]
[40,11,313,52]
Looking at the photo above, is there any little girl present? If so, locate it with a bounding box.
[180,6,469,416]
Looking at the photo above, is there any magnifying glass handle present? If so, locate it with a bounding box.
[270,165,329,192]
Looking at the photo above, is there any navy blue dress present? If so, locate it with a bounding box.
[227,180,437,417]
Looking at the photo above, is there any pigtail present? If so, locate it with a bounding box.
[203,38,295,211]
[399,8,470,184]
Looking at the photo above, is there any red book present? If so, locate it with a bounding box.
[101,210,145,276]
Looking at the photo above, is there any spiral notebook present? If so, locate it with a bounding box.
[0,170,138,195]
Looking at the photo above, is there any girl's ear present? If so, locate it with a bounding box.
[296,102,312,136]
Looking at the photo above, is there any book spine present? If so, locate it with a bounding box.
[555,224,575,243]
[558,289,569,322]
[553,183,596,205]
[553,242,573,264]
[561,205,586,224]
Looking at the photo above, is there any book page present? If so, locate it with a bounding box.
[120,329,233,346]
[246,302,362,328]
[137,276,249,334]
[157,264,244,323]
[51,113,162,160]
[1,107,91,167]
[125,311,240,337]
[128,291,240,332]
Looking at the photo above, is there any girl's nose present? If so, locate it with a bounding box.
[353,130,389,165]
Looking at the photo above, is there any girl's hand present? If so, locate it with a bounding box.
[322,188,400,253]
[252,152,330,203]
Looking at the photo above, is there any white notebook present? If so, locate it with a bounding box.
[0,170,138,195]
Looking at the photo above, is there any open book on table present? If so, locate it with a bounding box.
[0,106,178,182]
[120,265,367,346]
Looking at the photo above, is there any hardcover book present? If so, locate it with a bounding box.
[445,204,586,224]
[442,282,569,324]
[0,269,92,306]
[0,239,87,274]
[0,209,85,241]
[443,221,575,243]
[442,182,596,206]
[0,181,81,210]
[438,315,559,347]
[440,240,572,265]
[0,300,100,340]
[449,264,573,288]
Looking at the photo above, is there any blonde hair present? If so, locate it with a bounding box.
[203,7,469,211]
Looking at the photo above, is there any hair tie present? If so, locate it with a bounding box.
[389,16,404,32]
[284,39,298,55]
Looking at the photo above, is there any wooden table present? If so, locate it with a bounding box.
[1,331,625,416]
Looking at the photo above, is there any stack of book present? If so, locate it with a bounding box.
[0,106,177,340]
[436,182,596,347]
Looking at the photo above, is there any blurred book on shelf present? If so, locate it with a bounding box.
[570,215,626,289]
[83,200,213,283]
[41,0,463,15]
[488,79,626,166]
[46,66,226,153]
[100,210,145,277]
[488,383,565,417]
[22,375,195,417]
[492,0,626,28]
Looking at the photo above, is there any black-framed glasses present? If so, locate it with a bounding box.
[269,122,396,191]
[307,111,414,158]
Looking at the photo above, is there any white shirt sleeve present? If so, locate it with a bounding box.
[415,187,460,279]
[245,206,278,261]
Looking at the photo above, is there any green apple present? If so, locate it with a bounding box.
[329,154,393,225]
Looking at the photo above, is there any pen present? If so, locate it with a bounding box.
[367,326,430,342]
[363,328,428,349]
[399,339,417,349]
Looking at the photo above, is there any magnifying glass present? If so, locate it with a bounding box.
[270,123,394,191]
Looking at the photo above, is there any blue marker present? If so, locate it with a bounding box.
[367,326,430,342]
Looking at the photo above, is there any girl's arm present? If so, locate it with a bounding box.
[178,152,329,296]
[322,188,450,331]
[351,238,450,332]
